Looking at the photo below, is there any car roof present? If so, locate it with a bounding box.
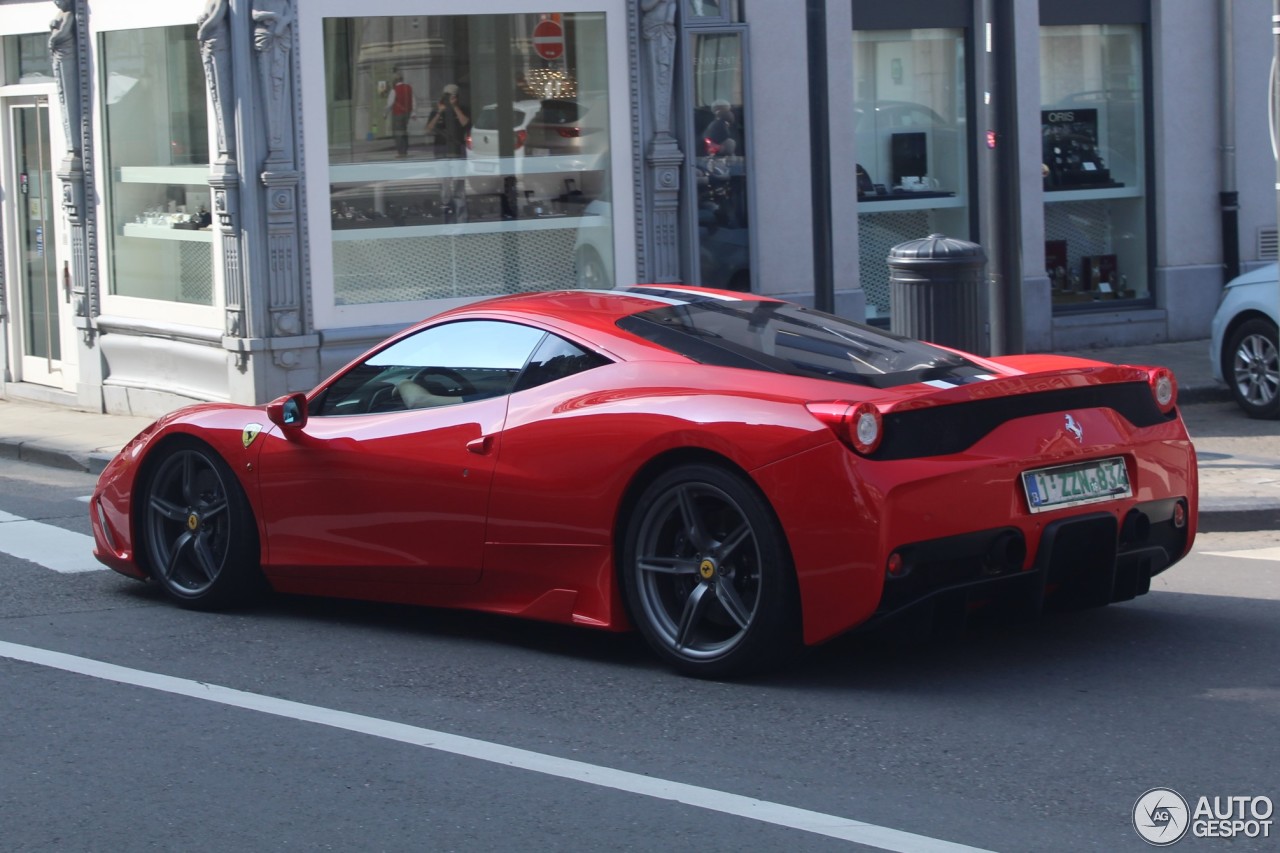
[429,287,778,356]
[451,286,775,322]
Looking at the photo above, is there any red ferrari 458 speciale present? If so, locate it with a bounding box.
[91,286,1197,676]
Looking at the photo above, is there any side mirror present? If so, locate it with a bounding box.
[267,392,309,432]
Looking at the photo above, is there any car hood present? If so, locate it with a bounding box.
[1224,263,1278,291]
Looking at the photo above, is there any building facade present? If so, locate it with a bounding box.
[0,0,1273,416]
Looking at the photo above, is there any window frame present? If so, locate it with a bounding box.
[90,2,222,328]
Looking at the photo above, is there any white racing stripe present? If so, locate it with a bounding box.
[0,640,993,853]
[0,510,101,573]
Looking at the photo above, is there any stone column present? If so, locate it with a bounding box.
[49,0,97,346]
[640,0,683,283]
[251,0,315,389]
[198,0,248,362]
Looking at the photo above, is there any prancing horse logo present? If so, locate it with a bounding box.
[1064,414,1083,443]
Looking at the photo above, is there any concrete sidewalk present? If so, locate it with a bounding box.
[0,338,1276,530]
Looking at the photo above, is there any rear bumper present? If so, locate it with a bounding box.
[873,498,1190,624]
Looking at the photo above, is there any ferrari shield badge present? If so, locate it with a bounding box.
[242,423,263,449]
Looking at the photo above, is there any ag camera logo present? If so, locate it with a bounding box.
[1133,788,1274,845]
[1133,788,1190,846]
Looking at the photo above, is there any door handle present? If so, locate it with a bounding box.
[466,435,493,455]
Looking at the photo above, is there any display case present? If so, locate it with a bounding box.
[100,23,214,306]
[321,12,616,305]
[854,26,969,322]
[1040,22,1148,307]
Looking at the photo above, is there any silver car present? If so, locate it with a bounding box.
[1210,263,1279,419]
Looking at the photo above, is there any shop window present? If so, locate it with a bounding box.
[688,30,751,292]
[1040,24,1147,308]
[685,1,742,24]
[3,33,53,85]
[99,25,213,305]
[321,13,613,305]
[854,28,969,323]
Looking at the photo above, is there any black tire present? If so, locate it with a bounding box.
[1224,317,1280,419]
[140,437,262,609]
[621,464,800,678]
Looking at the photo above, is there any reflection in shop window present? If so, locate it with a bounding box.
[854,28,968,324]
[322,13,613,304]
[691,31,751,292]
[3,33,53,85]
[100,26,214,305]
[1040,24,1147,309]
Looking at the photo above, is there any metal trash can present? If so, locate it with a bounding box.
[888,233,988,354]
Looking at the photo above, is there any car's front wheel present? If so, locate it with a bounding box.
[1225,317,1280,419]
[141,438,262,609]
[622,464,800,678]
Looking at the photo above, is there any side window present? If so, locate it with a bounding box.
[315,320,546,415]
[513,334,611,393]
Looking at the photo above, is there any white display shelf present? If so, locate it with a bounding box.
[857,194,966,214]
[330,154,601,184]
[118,165,209,185]
[123,223,214,243]
[330,214,604,242]
[1044,185,1143,203]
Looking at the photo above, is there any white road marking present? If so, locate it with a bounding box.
[0,640,991,853]
[1202,546,1280,562]
[0,510,101,573]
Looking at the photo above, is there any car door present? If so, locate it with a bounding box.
[256,320,546,587]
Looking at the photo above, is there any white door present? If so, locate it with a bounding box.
[6,96,73,388]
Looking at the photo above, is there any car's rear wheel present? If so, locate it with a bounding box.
[141,438,261,609]
[622,464,800,678]
[1225,317,1280,419]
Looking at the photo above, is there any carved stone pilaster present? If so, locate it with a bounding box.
[640,0,683,282]
[51,0,97,344]
[262,171,302,339]
[647,142,683,281]
[198,0,246,365]
[253,0,295,166]
[640,0,678,141]
[49,0,80,161]
[252,0,303,346]
[198,0,236,165]
[210,164,245,349]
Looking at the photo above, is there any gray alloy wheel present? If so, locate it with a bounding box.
[623,464,799,678]
[142,438,261,609]
[1225,318,1280,419]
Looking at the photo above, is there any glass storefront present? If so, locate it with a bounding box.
[1040,23,1147,308]
[854,27,969,323]
[2,32,52,85]
[99,25,214,305]
[321,12,613,305]
[689,29,750,291]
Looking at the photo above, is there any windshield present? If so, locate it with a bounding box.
[616,293,989,389]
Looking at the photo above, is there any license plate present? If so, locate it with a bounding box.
[1021,457,1131,513]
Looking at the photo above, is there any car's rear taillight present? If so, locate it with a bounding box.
[1148,367,1177,413]
[556,127,582,138]
[805,400,884,456]
[515,129,527,150]
[465,132,472,150]
[704,137,721,156]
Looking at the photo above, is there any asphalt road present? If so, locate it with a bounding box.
[0,455,1277,853]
